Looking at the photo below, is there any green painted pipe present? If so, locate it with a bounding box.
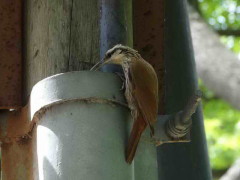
[31,71,157,180]
[157,0,212,179]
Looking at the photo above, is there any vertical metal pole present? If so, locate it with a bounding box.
[99,2,158,180]
[132,0,165,113]
[132,0,164,179]
[100,0,132,72]
[157,0,212,179]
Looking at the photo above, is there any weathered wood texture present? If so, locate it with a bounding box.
[23,0,100,103]
[0,0,22,109]
[133,0,165,114]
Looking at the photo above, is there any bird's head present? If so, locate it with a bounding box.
[90,45,139,70]
[103,44,139,65]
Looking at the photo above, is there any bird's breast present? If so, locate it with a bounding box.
[122,64,138,119]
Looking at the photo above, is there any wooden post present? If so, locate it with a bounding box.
[23,0,100,102]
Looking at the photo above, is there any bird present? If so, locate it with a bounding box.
[92,44,158,163]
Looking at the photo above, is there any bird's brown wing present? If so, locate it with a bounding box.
[130,58,158,133]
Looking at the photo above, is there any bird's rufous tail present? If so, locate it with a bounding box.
[126,116,147,164]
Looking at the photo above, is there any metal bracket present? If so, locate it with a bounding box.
[153,91,202,146]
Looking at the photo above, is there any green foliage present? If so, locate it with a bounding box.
[198,0,240,56]
[199,0,240,30]
[200,81,240,170]
[197,1,240,169]
[220,36,240,54]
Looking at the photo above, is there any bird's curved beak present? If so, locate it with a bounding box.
[90,58,113,71]
[91,53,124,71]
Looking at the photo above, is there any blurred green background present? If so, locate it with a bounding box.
[199,0,240,56]
[200,80,240,170]
[195,0,240,178]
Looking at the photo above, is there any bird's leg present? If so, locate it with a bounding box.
[115,72,126,90]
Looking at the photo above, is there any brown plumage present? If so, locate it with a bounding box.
[95,45,158,164]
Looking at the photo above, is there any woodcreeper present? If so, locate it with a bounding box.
[92,45,158,163]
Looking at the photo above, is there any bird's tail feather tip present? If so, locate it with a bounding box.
[126,149,135,164]
[125,116,147,164]
[125,129,142,164]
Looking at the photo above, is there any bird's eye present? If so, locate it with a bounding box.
[106,53,111,58]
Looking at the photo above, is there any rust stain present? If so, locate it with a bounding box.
[1,132,35,180]
[0,0,22,109]
[133,0,165,114]
[0,105,30,141]
[0,105,35,180]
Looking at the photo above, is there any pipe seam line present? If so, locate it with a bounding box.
[0,71,129,143]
